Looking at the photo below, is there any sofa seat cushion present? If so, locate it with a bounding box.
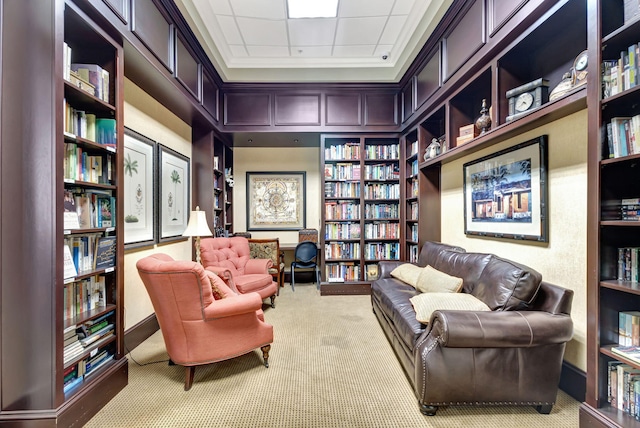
[233,273,273,294]
[371,278,425,352]
[409,292,490,323]
[415,266,463,293]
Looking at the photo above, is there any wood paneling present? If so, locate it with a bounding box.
[364,93,398,126]
[402,83,414,123]
[202,71,219,121]
[415,48,441,109]
[326,93,361,126]
[489,0,529,36]
[275,94,321,126]
[224,93,271,126]
[132,0,173,71]
[443,0,484,81]
[175,33,200,100]
[102,0,128,23]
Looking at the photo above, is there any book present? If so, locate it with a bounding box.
[64,190,80,229]
[96,196,113,227]
[94,236,116,270]
[74,194,92,229]
[63,244,78,279]
[70,63,109,102]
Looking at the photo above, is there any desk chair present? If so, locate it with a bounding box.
[290,241,320,291]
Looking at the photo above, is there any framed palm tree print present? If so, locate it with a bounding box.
[123,128,156,248]
[158,144,190,242]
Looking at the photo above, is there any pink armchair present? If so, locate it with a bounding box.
[200,237,278,308]
[136,253,273,391]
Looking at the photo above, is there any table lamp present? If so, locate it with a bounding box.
[182,206,213,264]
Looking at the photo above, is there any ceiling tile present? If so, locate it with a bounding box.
[288,19,337,46]
[229,0,285,19]
[333,45,375,57]
[339,0,393,17]
[217,15,244,45]
[246,45,290,56]
[335,17,387,45]
[291,46,333,57]
[208,0,233,15]
[392,0,418,15]
[228,45,249,56]
[379,15,407,45]
[237,17,288,46]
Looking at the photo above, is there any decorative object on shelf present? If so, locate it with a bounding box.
[247,171,306,231]
[182,206,213,264]
[475,98,492,134]
[457,124,478,146]
[225,168,234,187]
[425,138,441,160]
[463,135,548,242]
[571,49,588,89]
[549,72,574,101]
[506,78,549,122]
[158,144,191,243]
[124,128,156,247]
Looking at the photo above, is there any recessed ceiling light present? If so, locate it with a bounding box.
[287,0,338,19]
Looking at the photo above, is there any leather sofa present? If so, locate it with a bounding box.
[371,241,574,415]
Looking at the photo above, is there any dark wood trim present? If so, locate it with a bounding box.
[560,360,586,402]
[320,283,371,296]
[124,314,160,351]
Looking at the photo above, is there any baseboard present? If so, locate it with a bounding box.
[559,360,585,403]
[124,314,159,352]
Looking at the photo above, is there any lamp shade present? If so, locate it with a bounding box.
[182,206,213,237]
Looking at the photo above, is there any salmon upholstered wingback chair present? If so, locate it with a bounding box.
[200,236,278,308]
[136,253,273,391]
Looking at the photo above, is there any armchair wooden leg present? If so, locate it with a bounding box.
[184,366,195,391]
[261,344,271,368]
[270,294,276,308]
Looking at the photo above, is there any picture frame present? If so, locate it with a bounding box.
[123,128,156,248]
[247,171,306,231]
[158,144,190,243]
[463,135,548,242]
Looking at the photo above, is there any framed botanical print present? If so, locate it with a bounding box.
[158,144,190,242]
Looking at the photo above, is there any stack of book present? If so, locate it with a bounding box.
[63,324,84,365]
[607,361,640,418]
[602,42,638,99]
[619,311,640,345]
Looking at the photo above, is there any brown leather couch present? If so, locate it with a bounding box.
[371,241,574,415]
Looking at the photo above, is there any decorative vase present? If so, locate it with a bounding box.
[475,98,492,134]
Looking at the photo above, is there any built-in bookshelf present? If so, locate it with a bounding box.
[583,1,640,426]
[321,135,401,288]
[223,144,234,235]
[404,128,420,263]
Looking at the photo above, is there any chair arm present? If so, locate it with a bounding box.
[378,261,406,279]
[426,310,573,348]
[203,292,263,320]
[205,267,239,294]
[245,258,273,274]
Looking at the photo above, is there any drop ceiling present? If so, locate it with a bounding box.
[174,0,454,83]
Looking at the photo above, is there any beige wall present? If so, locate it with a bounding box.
[440,109,588,370]
[233,146,322,246]
[122,78,193,330]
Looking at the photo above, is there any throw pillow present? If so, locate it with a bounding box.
[415,265,463,294]
[409,292,491,323]
[390,263,423,287]
[209,277,225,300]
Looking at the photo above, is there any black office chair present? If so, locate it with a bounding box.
[290,241,320,291]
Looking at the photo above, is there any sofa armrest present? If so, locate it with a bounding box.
[203,292,263,320]
[245,258,273,274]
[378,261,406,279]
[426,310,573,348]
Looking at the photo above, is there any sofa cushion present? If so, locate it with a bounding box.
[471,255,542,311]
[415,265,463,293]
[390,263,423,287]
[409,292,491,324]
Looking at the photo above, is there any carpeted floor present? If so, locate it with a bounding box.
[85,284,580,427]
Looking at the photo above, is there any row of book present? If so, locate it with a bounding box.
[64,275,107,320]
[324,242,361,259]
[364,222,399,239]
[364,183,400,199]
[409,201,419,220]
[63,101,117,148]
[63,235,116,278]
[364,203,399,219]
[602,198,640,221]
[62,43,111,102]
[364,242,400,261]
[324,182,361,198]
[619,310,640,347]
[603,115,640,159]
[324,222,361,240]
[407,244,419,264]
[64,143,114,185]
[602,42,639,99]
[364,144,400,160]
[325,142,361,160]
[409,224,419,242]
[325,201,360,220]
[606,360,640,419]
[324,163,361,180]
[63,311,114,363]
[409,141,419,157]
[363,163,400,180]
[325,262,360,282]
[618,248,640,283]
[64,189,115,230]
[409,178,419,197]
[409,159,419,177]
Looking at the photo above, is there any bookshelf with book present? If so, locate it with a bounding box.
[583,1,640,426]
[321,134,401,293]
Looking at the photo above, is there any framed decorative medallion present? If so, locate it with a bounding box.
[247,172,306,231]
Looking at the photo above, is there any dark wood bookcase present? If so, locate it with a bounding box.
[581,0,640,426]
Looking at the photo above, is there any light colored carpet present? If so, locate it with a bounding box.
[85,284,580,427]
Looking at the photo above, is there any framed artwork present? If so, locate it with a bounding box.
[123,128,156,248]
[463,135,548,242]
[247,171,306,231]
[158,144,190,242]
